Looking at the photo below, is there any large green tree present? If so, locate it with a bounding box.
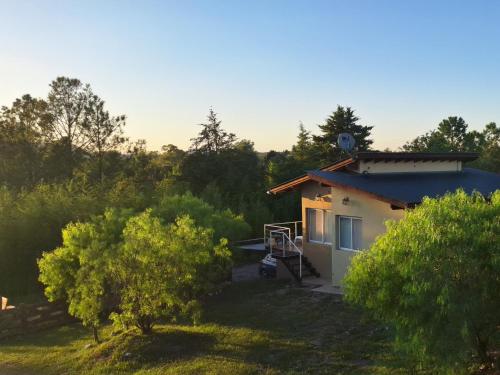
[82,93,127,182]
[0,95,52,188]
[313,106,373,162]
[403,117,500,172]
[39,202,235,338]
[345,190,500,371]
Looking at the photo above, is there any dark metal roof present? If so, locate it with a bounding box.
[307,168,500,205]
[354,151,479,162]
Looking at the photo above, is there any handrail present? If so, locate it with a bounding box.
[268,228,303,279]
[263,221,302,246]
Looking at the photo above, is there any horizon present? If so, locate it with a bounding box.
[2,0,500,152]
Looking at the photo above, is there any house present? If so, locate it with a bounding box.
[265,152,500,289]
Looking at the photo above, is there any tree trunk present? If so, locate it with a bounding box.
[92,326,100,343]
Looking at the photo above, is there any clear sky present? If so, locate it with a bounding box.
[1,1,500,152]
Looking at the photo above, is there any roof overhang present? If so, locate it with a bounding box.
[266,152,480,195]
[306,171,408,209]
[266,157,354,194]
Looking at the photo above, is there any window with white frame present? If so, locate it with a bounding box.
[307,209,333,244]
[337,216,362,251]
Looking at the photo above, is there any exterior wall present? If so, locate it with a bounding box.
[301,182,333,280]
[358,160,462,174]
[300,182,404,288]
[329,187,404,287]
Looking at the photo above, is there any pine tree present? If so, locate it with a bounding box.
[313,106,373,162]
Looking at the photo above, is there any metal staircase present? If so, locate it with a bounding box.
[264,222,320,282]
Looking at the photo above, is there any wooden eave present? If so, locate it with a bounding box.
[267,158,354,195]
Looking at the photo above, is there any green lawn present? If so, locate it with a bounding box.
[0,280,410,374]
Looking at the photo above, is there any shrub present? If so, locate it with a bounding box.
[344,190,500,371]
[39,204,234,339]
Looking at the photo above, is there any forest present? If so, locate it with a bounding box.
[1,76,499,297]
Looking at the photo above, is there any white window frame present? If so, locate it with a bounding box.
[337,216,362,252]
[307,208,333,245]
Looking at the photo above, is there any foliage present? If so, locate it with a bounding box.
[152,192,251,241]
[190,108,236,153]
[403,117,500,173]
[345,190,500,371]
[110,211,232,334]
[313,105,373,162]
[39,201,235,337]
[82,93,127,182]
[0,183,104,297]
[38,209,131,340]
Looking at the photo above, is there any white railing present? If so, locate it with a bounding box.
[264,221,303,278]
[263,221,302,246]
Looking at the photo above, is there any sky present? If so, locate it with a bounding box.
[1,0,500,152]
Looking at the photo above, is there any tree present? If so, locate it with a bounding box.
[0,95,52,187]
[313,106,373,162]
[344,190,500,371]
[47,77,92,175]
[38,209,131,342]
[38,207,233,338]
[403,116,481,153]
[190,108,236,154]
[110,211,232,334]
[82,93,127,182]
[291,122,321,169]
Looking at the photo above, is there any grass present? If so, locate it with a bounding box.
[0,280,410,374]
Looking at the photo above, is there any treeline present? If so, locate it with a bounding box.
[1,76,499,297]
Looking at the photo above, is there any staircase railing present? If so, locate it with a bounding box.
[267,228,303,279]
[263,221,302,248]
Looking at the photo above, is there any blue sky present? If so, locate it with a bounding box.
[1,1,500,151]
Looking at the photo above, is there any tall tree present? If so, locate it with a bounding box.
[313,106,373,162]
[82,94,127,182]
[47,77,92,175]
[190,108,236,154]
[403,116,482,153]
[291,122,321,169]
[0,95,52,187]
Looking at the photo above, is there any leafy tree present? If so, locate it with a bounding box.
[313,106,373,162]
[0,183,103,296]
[190,108,236,153]
[38,209,131,342]
[403,116,482,153]
[47,77,92,175]
[39,207,233,337]
[344,190,500,371]
[0,95,52,187]
[291,122,321,169]
[153,192,251,241]
[82,94,127,182]
[469,122,500,173]
[110,211,232,334]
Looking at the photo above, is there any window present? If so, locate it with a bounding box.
[337,216,362,251]
[307,209,333,244]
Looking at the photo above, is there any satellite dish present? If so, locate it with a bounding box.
[337,133,355,152]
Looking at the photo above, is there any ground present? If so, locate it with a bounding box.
[0,280,411,375]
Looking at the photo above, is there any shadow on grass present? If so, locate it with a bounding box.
[0,323,88,348]
[88,328,217,365]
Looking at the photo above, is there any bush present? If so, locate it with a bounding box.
[153,192,251,241]
[39,202,235,339]
[344,190,500,371]
[0,183,103,297]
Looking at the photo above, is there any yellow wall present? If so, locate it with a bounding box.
[301,182,333,279]
[358,160,462,173]
[301,182,404,287]
[329,187,404,287]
